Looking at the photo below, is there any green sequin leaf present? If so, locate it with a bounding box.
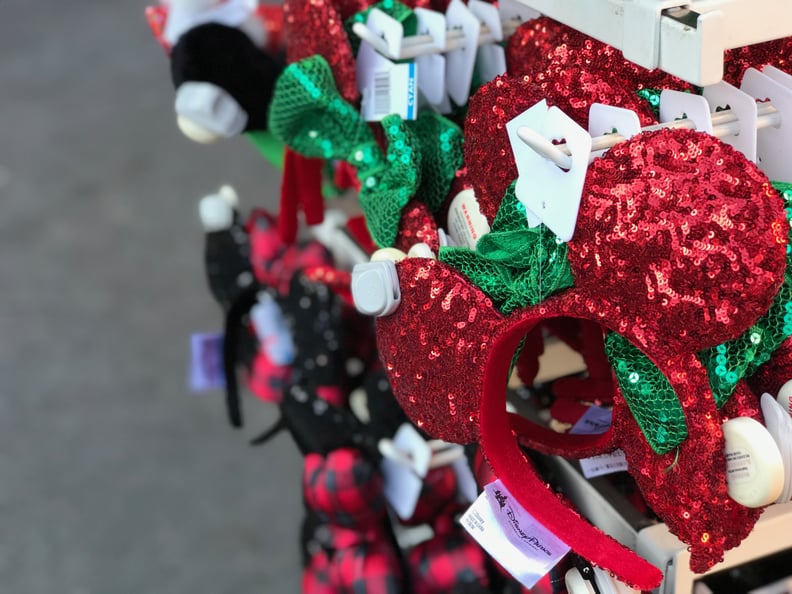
[605,333,688,454]
[701,181,792,407]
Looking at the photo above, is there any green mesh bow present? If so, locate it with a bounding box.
[412,112,463,213]
[268,55,417,247]
[439,182,575,314]
[268,55,462,247]
[606,181,792,454]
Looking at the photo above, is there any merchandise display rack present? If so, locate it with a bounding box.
[149,0,792,591]
[510,0,792,86]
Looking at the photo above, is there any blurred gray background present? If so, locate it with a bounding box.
[1,1,304,592]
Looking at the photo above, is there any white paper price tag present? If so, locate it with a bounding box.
[356,10,418,121]
[469,0,502,41]
[588,103,642,160]
[445,0,480,106]
[506,100,592,241]
[461,480,570,589]
[476,44,507,84]
[250,293,296,366]
[414,8,447,105]
[367,8,405,58]
[381,423,432,519]
[357,44,418,122]
[497,0,540,24]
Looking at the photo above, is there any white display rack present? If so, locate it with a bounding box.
[544,454,792,594]
[511,0,792,86]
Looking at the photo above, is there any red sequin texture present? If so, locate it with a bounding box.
[749,335,792,398]
[568,128,787,352]
[465,77,549,221]
[613,366,762,573]
[723,36,792,86]
[394,200,440,254]
[376,258,504,443]
[464,74,656,223]
[506,17,695,94]
[284,0,358,102]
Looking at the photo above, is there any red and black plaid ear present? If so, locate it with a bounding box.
[408,530,490,594]
[401,466,459,527]
[247,210,333,295]
[303,447,386,529]
[330,541,405,594]
[274,384,373,456]
[302,548,335,594]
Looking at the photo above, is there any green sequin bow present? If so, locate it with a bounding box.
[268,55,462,247]
[607,181,792,454]
[439,182,575,314]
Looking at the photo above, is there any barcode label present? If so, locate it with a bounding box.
[373,71,391,117]
[360,61,418,122]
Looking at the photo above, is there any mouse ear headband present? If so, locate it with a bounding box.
[373,127,790,589]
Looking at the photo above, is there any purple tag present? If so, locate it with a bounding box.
[189,332,226,392]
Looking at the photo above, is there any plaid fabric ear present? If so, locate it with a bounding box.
[303,448,386,529]
[302,549,335,594]
[330,541,404,593]
[409,530,490,594]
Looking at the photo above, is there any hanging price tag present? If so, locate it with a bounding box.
[381,423,432,519]
[189,332,226,392]
[569,405,628,478]
[461,480,570,589]
[569,405,613,436]
[578,451,628,479]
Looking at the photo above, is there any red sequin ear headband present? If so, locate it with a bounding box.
[373,128,790,590]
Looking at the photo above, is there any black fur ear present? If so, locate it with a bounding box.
[170,22,282,131]
[279,384,374,457]
[363,369,409,441]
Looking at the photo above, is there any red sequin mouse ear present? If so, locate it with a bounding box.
[569,128,787,352]
[505,16,696,96]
